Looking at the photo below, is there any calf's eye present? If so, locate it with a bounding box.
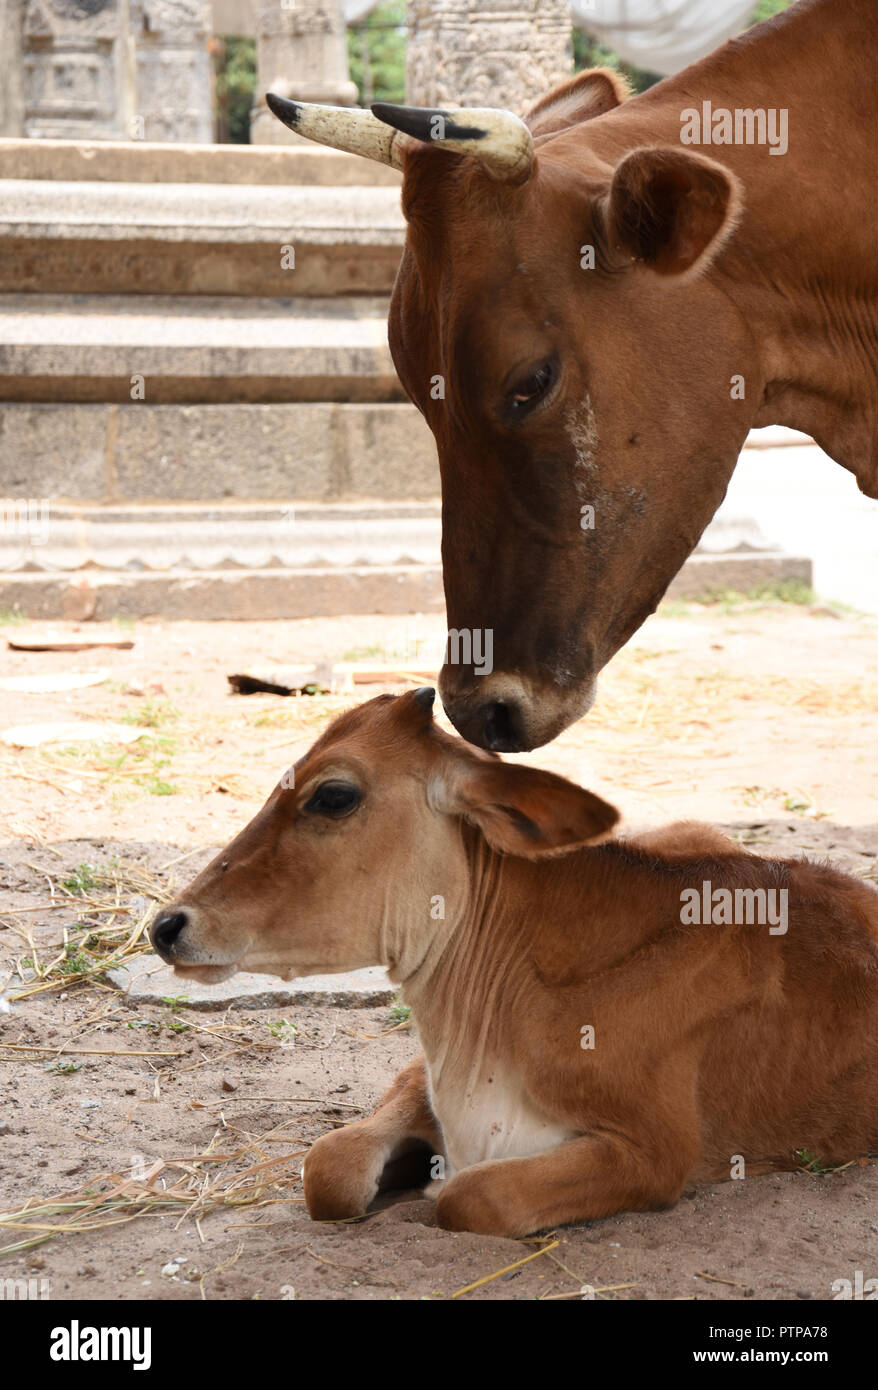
[304,781,362,818]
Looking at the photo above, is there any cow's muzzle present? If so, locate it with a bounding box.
[150,908,189,962]
[440,670,597,752]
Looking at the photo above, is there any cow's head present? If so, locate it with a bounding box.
[267,73,752,750]
[149,691,618,982]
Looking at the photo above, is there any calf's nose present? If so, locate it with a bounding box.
[151,909,189,960]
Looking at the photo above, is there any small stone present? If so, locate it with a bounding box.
[796,1289,812,1299]
[0,1121,12,1135]
[221,1078,236,1093]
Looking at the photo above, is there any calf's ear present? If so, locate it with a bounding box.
[439,759,619,859]
[601,147,740,277]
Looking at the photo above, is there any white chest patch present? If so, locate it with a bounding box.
[427,1061,572,1176]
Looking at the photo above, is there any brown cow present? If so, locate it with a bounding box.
[149,691,878,1237]
[267,0,878,751]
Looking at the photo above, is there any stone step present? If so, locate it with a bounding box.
[0,400,436,501]
[0,180,404,297]
[0,502,442,571]
[0,553,811,622]
[0,296,407,405]
[0,138,402,188]
[0,503,786,575]
[0,564,446,621]
[0,396,815,508]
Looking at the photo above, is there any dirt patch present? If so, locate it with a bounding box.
[1,601,876,1300]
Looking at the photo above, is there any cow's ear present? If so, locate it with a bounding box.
[602,147,741,276]
[436,758,619,859]
[525,67,628,137]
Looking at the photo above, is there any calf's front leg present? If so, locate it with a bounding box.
[303,1057,444,1220]
[435,1129,698,1238]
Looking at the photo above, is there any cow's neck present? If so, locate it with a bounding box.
[587,0,878,495]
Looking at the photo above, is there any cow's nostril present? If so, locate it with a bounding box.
[481,701,522,753]
[151,909,188,959]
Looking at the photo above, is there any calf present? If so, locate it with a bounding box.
[150,690,878,1236]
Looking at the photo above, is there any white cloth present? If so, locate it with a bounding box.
[343,0,388,22]
[572,0,754,76]
[341,2,756,78]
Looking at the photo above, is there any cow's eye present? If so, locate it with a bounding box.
[507,359,557,417]
[304,781,362,818]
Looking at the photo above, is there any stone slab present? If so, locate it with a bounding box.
[0,181,405,296]
[0,179,405,298]
[665,552,812,598]
[0,503,443,572]
[0,401,439,499]
[0,295,403,403]
[107,955,395,1010]
[0,403,109,497]
[0,565,447,620]
[0,554,810,621]
[0,180,405,243]
[0,237,403,299]
[0,139,402,187]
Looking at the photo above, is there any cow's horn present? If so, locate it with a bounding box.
[371,103,534,182]
[265,92,406,169]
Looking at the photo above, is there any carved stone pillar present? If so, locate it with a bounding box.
[250,0,358,146]
[406,0,573,112]
[132,0,213,143]
[0,0,25,136]
[19,0,133,139]
[14,0,213,142]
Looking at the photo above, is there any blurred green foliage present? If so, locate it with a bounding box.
[348,0,407,106]
[750,0,797,21]
[214,36,257,144]
[572,29,659,94]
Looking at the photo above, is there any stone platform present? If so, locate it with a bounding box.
[0,181,404,298]
[0,139,402,187]
[106,956,395,1010]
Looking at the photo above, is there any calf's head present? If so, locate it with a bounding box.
[267,72,753,750]
[149,690,618,983]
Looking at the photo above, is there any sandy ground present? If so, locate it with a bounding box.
[0,596,876,1301]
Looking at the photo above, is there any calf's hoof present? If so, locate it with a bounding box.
[302,1128,381,1221]
[435,1166,528,1238]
